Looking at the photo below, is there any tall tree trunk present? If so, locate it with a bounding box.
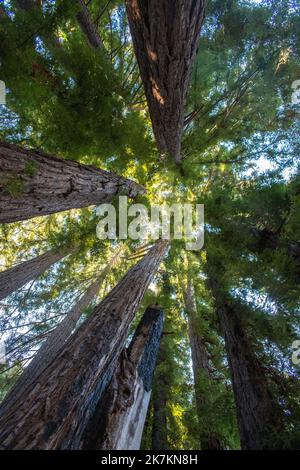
[125,0,206,162]
[1,247,124,409]
[151,345,169,450]
[0,246,69,301]
[0,240,168,450]
[0,141,145,223]
[76,0,104,50]
[207,269,281,450]
[183,278,223,450]
[84,305,164,450]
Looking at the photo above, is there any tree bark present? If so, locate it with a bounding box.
[76,0,104,50]
[125,0,206,162]
[0,141,145,223]
[207,272,281,450]
[0,246,69,301]
[0,247,124,411]
[183,278,223,450]
[0,240,168,450]
[151,345,169,450]
[84,305,164,450]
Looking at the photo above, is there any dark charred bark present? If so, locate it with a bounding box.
[207,271,282,450]
[125,0,206,162]
[0,246,69,301]
[83,305,164,450]
[0,240,168,450]
[183,278,223,450]
[0,141,145,223]
[76,0,104,50]
[151,345,169,450]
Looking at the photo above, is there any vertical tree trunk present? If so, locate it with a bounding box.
[76,0,104,50]
[183,278,223,450]
[207,271,281,450]
[0,240,168,450]
[151,346,169,450]
[0,141,145,223]
[84,305,164,450]
[125,0,206,162]
[0,246,69,301]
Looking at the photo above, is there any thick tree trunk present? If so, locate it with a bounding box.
[125,0,206,162]
[183,279,223,450]
[0,240,168,450]
[76,0,104,50]
[0,141,145,223]
[84,305,164,450]
[0,246,69,301]
[151,346,169,450]
[207,273,281,450]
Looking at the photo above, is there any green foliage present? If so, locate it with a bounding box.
[0,0,299,450]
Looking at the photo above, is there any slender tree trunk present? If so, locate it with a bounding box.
[0,240,168,450]
[151,346,169,450]
[0,141,145,223]
[84,305,164,450]
[76,0,104,50]
[183,278,223,450]
[0,246,69,301]
[125,0,206,162]
[207,271,281,450]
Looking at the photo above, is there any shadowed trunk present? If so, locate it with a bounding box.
[0,141,145,223]
[0,240,168,450]
[84,305,164,450]
[151,345,168,450]
[207,270,281,450]
[250,227,300,266]
[183,277,223,450]
[76,0,104,50]
[125,0,206,162]
[0,246,69,301]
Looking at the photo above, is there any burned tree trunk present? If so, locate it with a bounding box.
[207,271,281,450]
[183,278,223,450]
[0,246,69,301]
[0,240,168,450]
[76,0,104,50]
[125,0,206,162]
[0,141,145,223]
[83,305,164,450]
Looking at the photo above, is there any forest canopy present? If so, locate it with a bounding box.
[0,0,299,451]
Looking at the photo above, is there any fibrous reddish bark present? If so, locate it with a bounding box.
[208,273,281,450]
[76,0,104,50]
[0,240,168,450]
[0,141,145,223]
[125,0,206,162]
[84,305,164,450]
[0,246,69,301]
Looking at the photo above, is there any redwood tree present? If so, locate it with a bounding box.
[0,245,70,301]
[85,305,164,450]
[125,0,206,162]
[0,141,145,223]
[0,240,168,450]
